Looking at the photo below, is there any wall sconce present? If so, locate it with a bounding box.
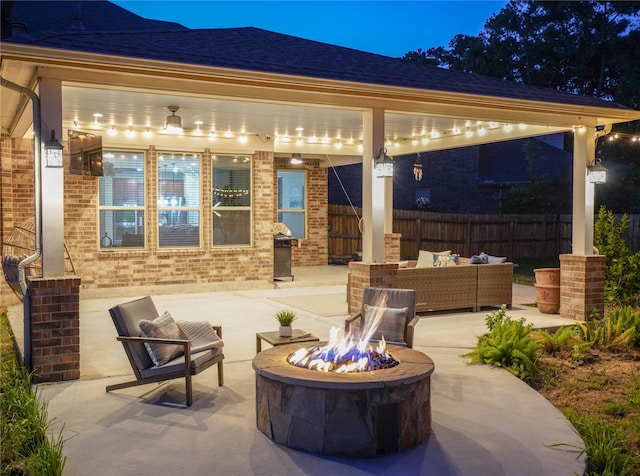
[588,154,607,184]
[44,129,64,168]
[290,153,303,165]
[374,147,393,178]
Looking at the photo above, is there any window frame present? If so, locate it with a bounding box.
[211,154,253,247]
[97,149,147,251]
[277,168,307,239]
[157,151,203,249]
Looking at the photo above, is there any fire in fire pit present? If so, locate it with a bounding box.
[288,326,399,373]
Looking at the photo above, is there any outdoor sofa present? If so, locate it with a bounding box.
[396,256,513,313]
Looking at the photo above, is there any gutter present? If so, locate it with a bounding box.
[0,76,42,296]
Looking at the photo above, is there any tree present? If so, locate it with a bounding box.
[403,0,640,213]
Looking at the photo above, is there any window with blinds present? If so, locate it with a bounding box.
[277,170,306,238]
[98,151,145,249]
[212,155,252,246]
[158,153,201,248]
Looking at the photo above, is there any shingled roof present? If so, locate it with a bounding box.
[3,1,632,112]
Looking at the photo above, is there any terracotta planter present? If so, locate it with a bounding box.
[279,325,292,337]
[534,268,561,314]
[533,268,560,286]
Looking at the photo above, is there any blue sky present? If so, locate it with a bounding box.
[112,1,508,58]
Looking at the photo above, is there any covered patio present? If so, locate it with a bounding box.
[7,268,586,475]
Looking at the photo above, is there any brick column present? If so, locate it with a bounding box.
[559,254,606,321]
[384,233,401,263]
[348,262,398,314]
[28,276,81,382]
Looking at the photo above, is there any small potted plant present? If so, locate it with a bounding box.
[275,310,297,337]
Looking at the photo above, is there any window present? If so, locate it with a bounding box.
[98,151,145,249]
[277,170,306,238]
[158,153,201,248]
[212,155,252,246]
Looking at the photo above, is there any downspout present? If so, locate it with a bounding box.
[0,76,43,295]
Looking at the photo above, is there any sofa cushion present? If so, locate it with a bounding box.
[139,311,185,366]
[416,249,451,268]
[433,253,459,267]
[363,304,408,343]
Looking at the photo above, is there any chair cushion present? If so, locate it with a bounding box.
[177,321,224,353]
[416,250,450,268]
[363,304,408,343]
[139,311,185,366]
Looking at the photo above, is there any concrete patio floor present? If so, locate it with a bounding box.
[7,265,586,475]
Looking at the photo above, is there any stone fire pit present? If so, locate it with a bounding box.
[253,343,435,457]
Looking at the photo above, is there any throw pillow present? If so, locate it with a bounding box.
[416,250,451,268]
[487,255,507,264]
[177,320,224,353]
[139,311,185,366]
[469,255,485,264]
[433,253,459,267]
[363,304,408,343]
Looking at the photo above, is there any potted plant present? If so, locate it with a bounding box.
[275,310,297,337]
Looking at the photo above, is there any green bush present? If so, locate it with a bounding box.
[532,326,579,355]
[575,309,638,350]
[594,207,640,307]
[0,308,66,475]
[464,306,541,381]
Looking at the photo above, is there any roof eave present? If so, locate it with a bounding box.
[3,42,639,129]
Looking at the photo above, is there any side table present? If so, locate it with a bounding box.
[256,329,320,354]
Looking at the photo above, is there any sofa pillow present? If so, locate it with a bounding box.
[433,253,459,267]
[469,255,485,264]
[416,250,451,268]
[363,304,408,343]
[488,255,507,264]
[177,320,224,353]
[139,311,185,366]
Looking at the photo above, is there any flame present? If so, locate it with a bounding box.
[287,294,399,373]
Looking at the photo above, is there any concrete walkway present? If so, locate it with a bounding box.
[8,266,586,475]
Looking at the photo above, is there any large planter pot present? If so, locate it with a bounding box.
[534,268,560,314]
[534,268,560,286]
[535,284,561,314]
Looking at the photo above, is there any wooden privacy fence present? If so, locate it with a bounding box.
[328,205,640,262]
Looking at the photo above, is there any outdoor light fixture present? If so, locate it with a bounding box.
[374,147,393,178]
[290,153,303,165]
[164,106,183,133]
[44,129,64,168]
[413,153,423,181]
[588,154,607,184]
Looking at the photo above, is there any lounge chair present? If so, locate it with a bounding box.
[107,296,224,407]
[344,287,418,348]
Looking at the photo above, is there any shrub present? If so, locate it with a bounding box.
[464,306,541,381]
[594,207,640,307]
[532,326,579,355]
[575,310,638,350]
[0,308,66,475]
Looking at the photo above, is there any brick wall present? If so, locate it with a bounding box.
[347,262,398,314]
[559,254,606,321]
[1,136,37,306]
[28,276,81,382]
[1,140,329,304]
[274,157,328,266]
